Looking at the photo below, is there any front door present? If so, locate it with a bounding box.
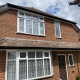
[58,55,67,80]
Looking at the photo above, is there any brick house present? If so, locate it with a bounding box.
[0,3,80,80]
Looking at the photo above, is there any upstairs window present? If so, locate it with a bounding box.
[54,20,61,38]
[18,12,45,36]
[68,54,74,66]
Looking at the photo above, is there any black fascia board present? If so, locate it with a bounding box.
[0,46,80,51]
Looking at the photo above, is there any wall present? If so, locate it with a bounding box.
[0,51,80,80]
[0,51,6,80]
[0,9,79,43]
[51,51,79,80]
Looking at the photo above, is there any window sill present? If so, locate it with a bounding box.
[69,65,75,68]
[55,37,62,39]
[26,74,53,80]
[16,32,46,37]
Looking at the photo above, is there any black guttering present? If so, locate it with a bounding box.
[0,46,80,51]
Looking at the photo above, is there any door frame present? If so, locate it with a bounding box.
[57,54,69,80]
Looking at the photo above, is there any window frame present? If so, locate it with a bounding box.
[68,54,74,67]
[6,50,53,80]
[17,11,45,36]
[54,20,61,38]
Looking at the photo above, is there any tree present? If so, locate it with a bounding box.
[69,0,80,6]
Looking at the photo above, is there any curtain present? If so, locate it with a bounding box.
[7,61,16,80]
[44,59,50,75]
[19,18,24,32]
[28,60,36,78]
[26,20,32,34]
[40,22,44,35]
[54,21,60,37]
[33,21,38,34]
[19,60,27,80]
[37,59,44,77]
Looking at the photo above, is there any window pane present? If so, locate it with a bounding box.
[7,61,16,80]
[19,12,24,17]
[33,21,39,34]
[26,20,32,34]
[20,52,26,58]
[19,60,27,80]
[8,52,16,59]
[33,16,38,21]
[36,52,43,58]
[56,26,60,37]
[69,55,74,66]
[44,59,50,75]
[54,21,60,37]
[44,52,49,57]
[40,22,44,35]
[28,60,36,78]
[37,59,44,77]
[40,18,44,21]
[28,52,35,58]
[19,18,24,32]
[26,14,31,20]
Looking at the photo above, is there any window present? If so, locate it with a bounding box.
[68,54,74,66]
[54,20,61,38]
[18,12,45,36]
[6,51,52,80]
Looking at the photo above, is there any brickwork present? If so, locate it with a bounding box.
[0,9,79,43]
[0,51,6,80]
[0,9,79,80]
[0,51,80,80]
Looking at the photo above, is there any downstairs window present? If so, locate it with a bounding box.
[6,51,52,80]
[68,54,74,66]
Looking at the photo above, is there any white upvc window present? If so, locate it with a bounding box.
[6,50,52,80]
[54,20,61,38]
[18,12,45,36]
[68,54,74,66]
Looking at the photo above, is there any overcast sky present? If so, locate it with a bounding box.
[0,0,80,28]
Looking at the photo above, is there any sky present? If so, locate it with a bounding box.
[0,0,80,28]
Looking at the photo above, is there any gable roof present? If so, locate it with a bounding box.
[0,3,79,31]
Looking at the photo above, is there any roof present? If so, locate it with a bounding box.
[0,3,79,31]
[0,37,80,50]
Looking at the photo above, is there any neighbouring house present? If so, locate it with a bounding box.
[0,3,80,80]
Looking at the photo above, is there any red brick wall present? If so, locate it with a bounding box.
[0,9,79,43]
[0,51,6,80]
[0,51,80,80]
[51,51,79,80]
[0,9,79,80]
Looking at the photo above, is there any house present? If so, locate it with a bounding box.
[0,3,80,80]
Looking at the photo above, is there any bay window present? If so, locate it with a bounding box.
[6,51,52,80]
[18,12,45,36]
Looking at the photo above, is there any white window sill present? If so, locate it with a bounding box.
[69,65,75,67]
[22,74,53,80]
[55,37,62,39]
[16,32,46,37]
